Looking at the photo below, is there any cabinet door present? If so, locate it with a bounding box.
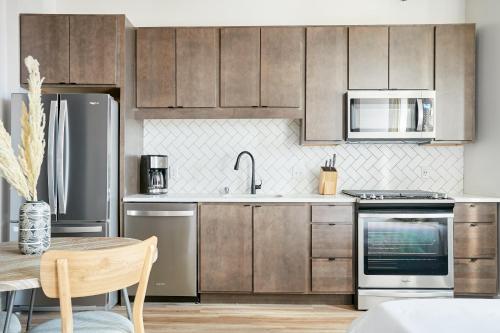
[305,27,347,141]
[435,24,476,141]
[69,15,118,84]
[220,28,260,107]
[136,28,176,107]
[176,28,218,107]
[200,205,253,292]
[253,205,309,293]
[311,259,354,293]
[455,259,498,295]
[261,27,304,107]
[20,15,69,84]
[349,26,389,89]
[389,26,434,89]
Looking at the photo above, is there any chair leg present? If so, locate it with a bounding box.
[3,291,16,333]
[121,288,133,320]
[26,289,36,332]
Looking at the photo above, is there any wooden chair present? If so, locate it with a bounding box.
[31,236,157,333]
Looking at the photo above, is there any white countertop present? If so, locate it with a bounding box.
[123,192,500,204]
[450,194,500,203]
[123,193,356,203]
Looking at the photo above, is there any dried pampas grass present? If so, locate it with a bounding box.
[0,56,46,201]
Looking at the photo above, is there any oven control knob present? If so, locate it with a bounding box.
[360,193,367,199]
[443,193,448,199]
[369,194,376,200]
[432,193,439,199]
[378,195,384,200]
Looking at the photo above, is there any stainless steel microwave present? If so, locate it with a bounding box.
[347,90,436,142]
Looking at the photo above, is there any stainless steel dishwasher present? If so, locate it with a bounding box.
[124,203,197,298]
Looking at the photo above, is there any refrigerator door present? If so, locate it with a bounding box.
[56,94,111,223]
[9,93,59,223]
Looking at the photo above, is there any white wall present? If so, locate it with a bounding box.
[464,0,500,196]
[0,0,7,241]
[55,0,466,26]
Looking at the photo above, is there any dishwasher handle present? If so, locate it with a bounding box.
[52,226,103,233]
[126,210,194,217]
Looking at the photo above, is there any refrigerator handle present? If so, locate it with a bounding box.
[47,101,58,214]
[57,100,69,215]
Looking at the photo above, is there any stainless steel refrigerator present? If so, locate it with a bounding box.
[9,93,119,310]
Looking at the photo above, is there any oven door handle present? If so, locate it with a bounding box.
[359,213,454,219]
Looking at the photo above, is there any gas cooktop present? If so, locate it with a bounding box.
[342,190,448,200]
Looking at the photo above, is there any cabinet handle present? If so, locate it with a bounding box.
[470,258,478,263]
[470,223,477,227]
[254,205,261,208]
[469,204,476,208]
[328,223,336,226]
[328,258,336,261]
[244,204,251,207]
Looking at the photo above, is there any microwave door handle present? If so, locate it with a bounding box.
[416,98,424,131]
[57,100,69,215]
[47,100,58,214]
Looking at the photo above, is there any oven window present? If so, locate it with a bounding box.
[364,218,448,275]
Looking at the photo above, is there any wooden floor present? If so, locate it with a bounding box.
[20,304,362,333]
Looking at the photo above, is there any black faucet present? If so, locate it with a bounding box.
[234,151,262,194]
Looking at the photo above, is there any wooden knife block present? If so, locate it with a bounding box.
[319,168,338,195]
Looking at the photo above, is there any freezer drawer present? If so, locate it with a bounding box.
[124,203,197,297]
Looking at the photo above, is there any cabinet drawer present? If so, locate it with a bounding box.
[454,259,498,295]
[311,259,354,293]
[312,224,352,258]
[454,222,497,258]
[311,205,353,223]
[454,203,497,223]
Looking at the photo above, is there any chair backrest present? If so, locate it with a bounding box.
[40,236,157,333]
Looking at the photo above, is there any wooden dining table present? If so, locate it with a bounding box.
[0,237,140,333]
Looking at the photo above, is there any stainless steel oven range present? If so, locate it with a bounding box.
[343,190,455,310]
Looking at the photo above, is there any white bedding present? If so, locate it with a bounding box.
[348,299,500,333]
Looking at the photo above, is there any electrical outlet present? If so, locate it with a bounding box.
[421,167,431,179]
[292,166,305,179]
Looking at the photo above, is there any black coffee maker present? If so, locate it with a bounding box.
[140,155,168,194]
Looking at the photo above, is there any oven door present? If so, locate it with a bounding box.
[358,212,453,289]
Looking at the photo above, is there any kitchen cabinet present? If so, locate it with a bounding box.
[261,27,304,108]
[220,27,260,107]
[304,27,347,142]
[453,203,497,295]
[20,15,70,84]
[435,24,476,142]
[69,15,118,84]
[136,28,176,107]
[348,26,389,89]
[253,205,309,293]
[310,205,354,294]
[199,204,253,292]
[176,28,218,107]
[20,14,122,86]
[389,26,434,90]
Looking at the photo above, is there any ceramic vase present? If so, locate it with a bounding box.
[18,201,51,255]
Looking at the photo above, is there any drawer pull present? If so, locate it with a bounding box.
[328,258,336,261]
[328,223,336,226]
[469,204,476,208]
[470,258,478,263]
[470,223,477,227]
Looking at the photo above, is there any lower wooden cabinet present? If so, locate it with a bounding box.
[454,259,497,295]
[311,259,354,293]
[253,205,310,293]
[199,204,253,292]
[453,202,498,296]
[312,224,352,258]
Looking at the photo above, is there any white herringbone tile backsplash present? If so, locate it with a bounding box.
[144,119,463,194]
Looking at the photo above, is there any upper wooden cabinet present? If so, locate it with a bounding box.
[389,26,434,90]
[253,205,309,293]
[349,26,389,89]
[136,28,176,107]
[20,15,70,84]
[69,15,118,84]
[199,204,253,293]
[261,27,304,108]
[435,24,476,142]
[176,28,218,107]
[304,27,347,142]
[220,27,260,107]
[20,14,122,86]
